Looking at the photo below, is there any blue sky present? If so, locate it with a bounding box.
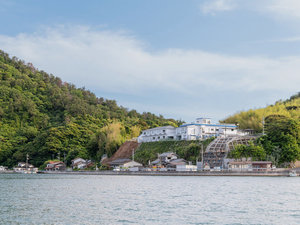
[0,0,299,122]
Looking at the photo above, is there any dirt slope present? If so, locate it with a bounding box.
[102,141,140,165]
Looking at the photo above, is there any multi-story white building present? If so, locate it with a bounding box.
[137,118,238,143]
[137,126,176,143]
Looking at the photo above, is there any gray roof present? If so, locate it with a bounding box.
[169,158,187,166]
[109,158,131,166]
[151,159,160,165]
[159,152,177,157]
[142,126,175,132]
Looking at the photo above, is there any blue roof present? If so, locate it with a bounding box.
[180,123,237,128]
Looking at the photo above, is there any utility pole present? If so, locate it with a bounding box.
[132,148,134,161]
[26,154,29,170]
[262,116,265,135]
[64,152,66,166]
[201,143,204,170]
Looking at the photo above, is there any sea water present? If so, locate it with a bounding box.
[0,174,300,224]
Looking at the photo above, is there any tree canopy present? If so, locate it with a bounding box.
[0,50,181,168]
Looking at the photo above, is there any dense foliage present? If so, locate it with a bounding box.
[258,116,300,166]
[223,92,300,166]
[222,93,300,132]
[227,142,266,161]
[227,115,300,166]
[134,138,215,165]
[0,50,181,168]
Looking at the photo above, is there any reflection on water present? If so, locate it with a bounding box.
[1,174,300,224]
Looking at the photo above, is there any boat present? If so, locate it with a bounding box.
[289,170,298,177]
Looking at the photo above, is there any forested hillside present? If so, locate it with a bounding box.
[222,93,300,132]
[223,93,300,166]
[0,50,181,167]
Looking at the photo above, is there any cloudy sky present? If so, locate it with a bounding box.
[0,0,299,122]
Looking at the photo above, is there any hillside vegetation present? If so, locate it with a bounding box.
[222,93,300,132]
[0,50,181,167]
[223,94,300,166]
[134,138,215,165]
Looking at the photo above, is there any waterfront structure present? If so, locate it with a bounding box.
[122,161,143,168]
[176,164,197,172]
[109,158,142,170]
[228,161,272,171]
[45,161,66,171]
[151,152,179,166]
[71,158,93,169]
[109,158,131,167]
[0,166,7,171]
[14,162,38,173]
[150,152,187,170]
[138,118,239,143]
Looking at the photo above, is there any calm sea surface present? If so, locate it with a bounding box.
[1,174,300,225]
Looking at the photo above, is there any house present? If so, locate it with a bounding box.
[122,161,143,168]
[176,164,197,172]
[71,158,93,169]
[109,158,131,167]
[150,152,187,170]
[109,158,143,171]
[0,166,7,171]
[138,118,240,143]
[151,152,179,166]
[14,162,38,173]
[45,161,66,171]
[228,161,272,171]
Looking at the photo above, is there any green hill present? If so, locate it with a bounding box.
[222,93,300,132]
[0,50,181,168]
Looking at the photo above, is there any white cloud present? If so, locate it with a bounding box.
[200,0,236,15]
[200,0,300,21]
[264,0,300,20]
[0,25,299,120]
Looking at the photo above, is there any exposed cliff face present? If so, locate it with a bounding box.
[102,141,140,165]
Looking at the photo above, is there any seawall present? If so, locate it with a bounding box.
[41,170,294,177]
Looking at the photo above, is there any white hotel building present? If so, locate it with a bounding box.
[137,118,238,143]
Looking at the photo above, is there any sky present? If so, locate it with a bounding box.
[0,0,299,122]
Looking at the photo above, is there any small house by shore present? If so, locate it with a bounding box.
[228,161,272,171]
[71,158,94,170]
[14,162,38,173]
[45,161,66,171]
[109,158,143,171]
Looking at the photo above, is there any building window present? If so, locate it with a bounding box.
[231,129,234,131]
[163,130,165,133]
[158,137,160,139]
[163,136,165,139]
[153,137,155,140]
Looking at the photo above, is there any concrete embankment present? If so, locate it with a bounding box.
[42,170,294,177]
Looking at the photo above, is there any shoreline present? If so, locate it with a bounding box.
[3,170,295,177]
[46,170,293,177]
[1,169,297,177]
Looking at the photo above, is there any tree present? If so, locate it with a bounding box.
[259,116,300,165]
[228,142,266,161]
